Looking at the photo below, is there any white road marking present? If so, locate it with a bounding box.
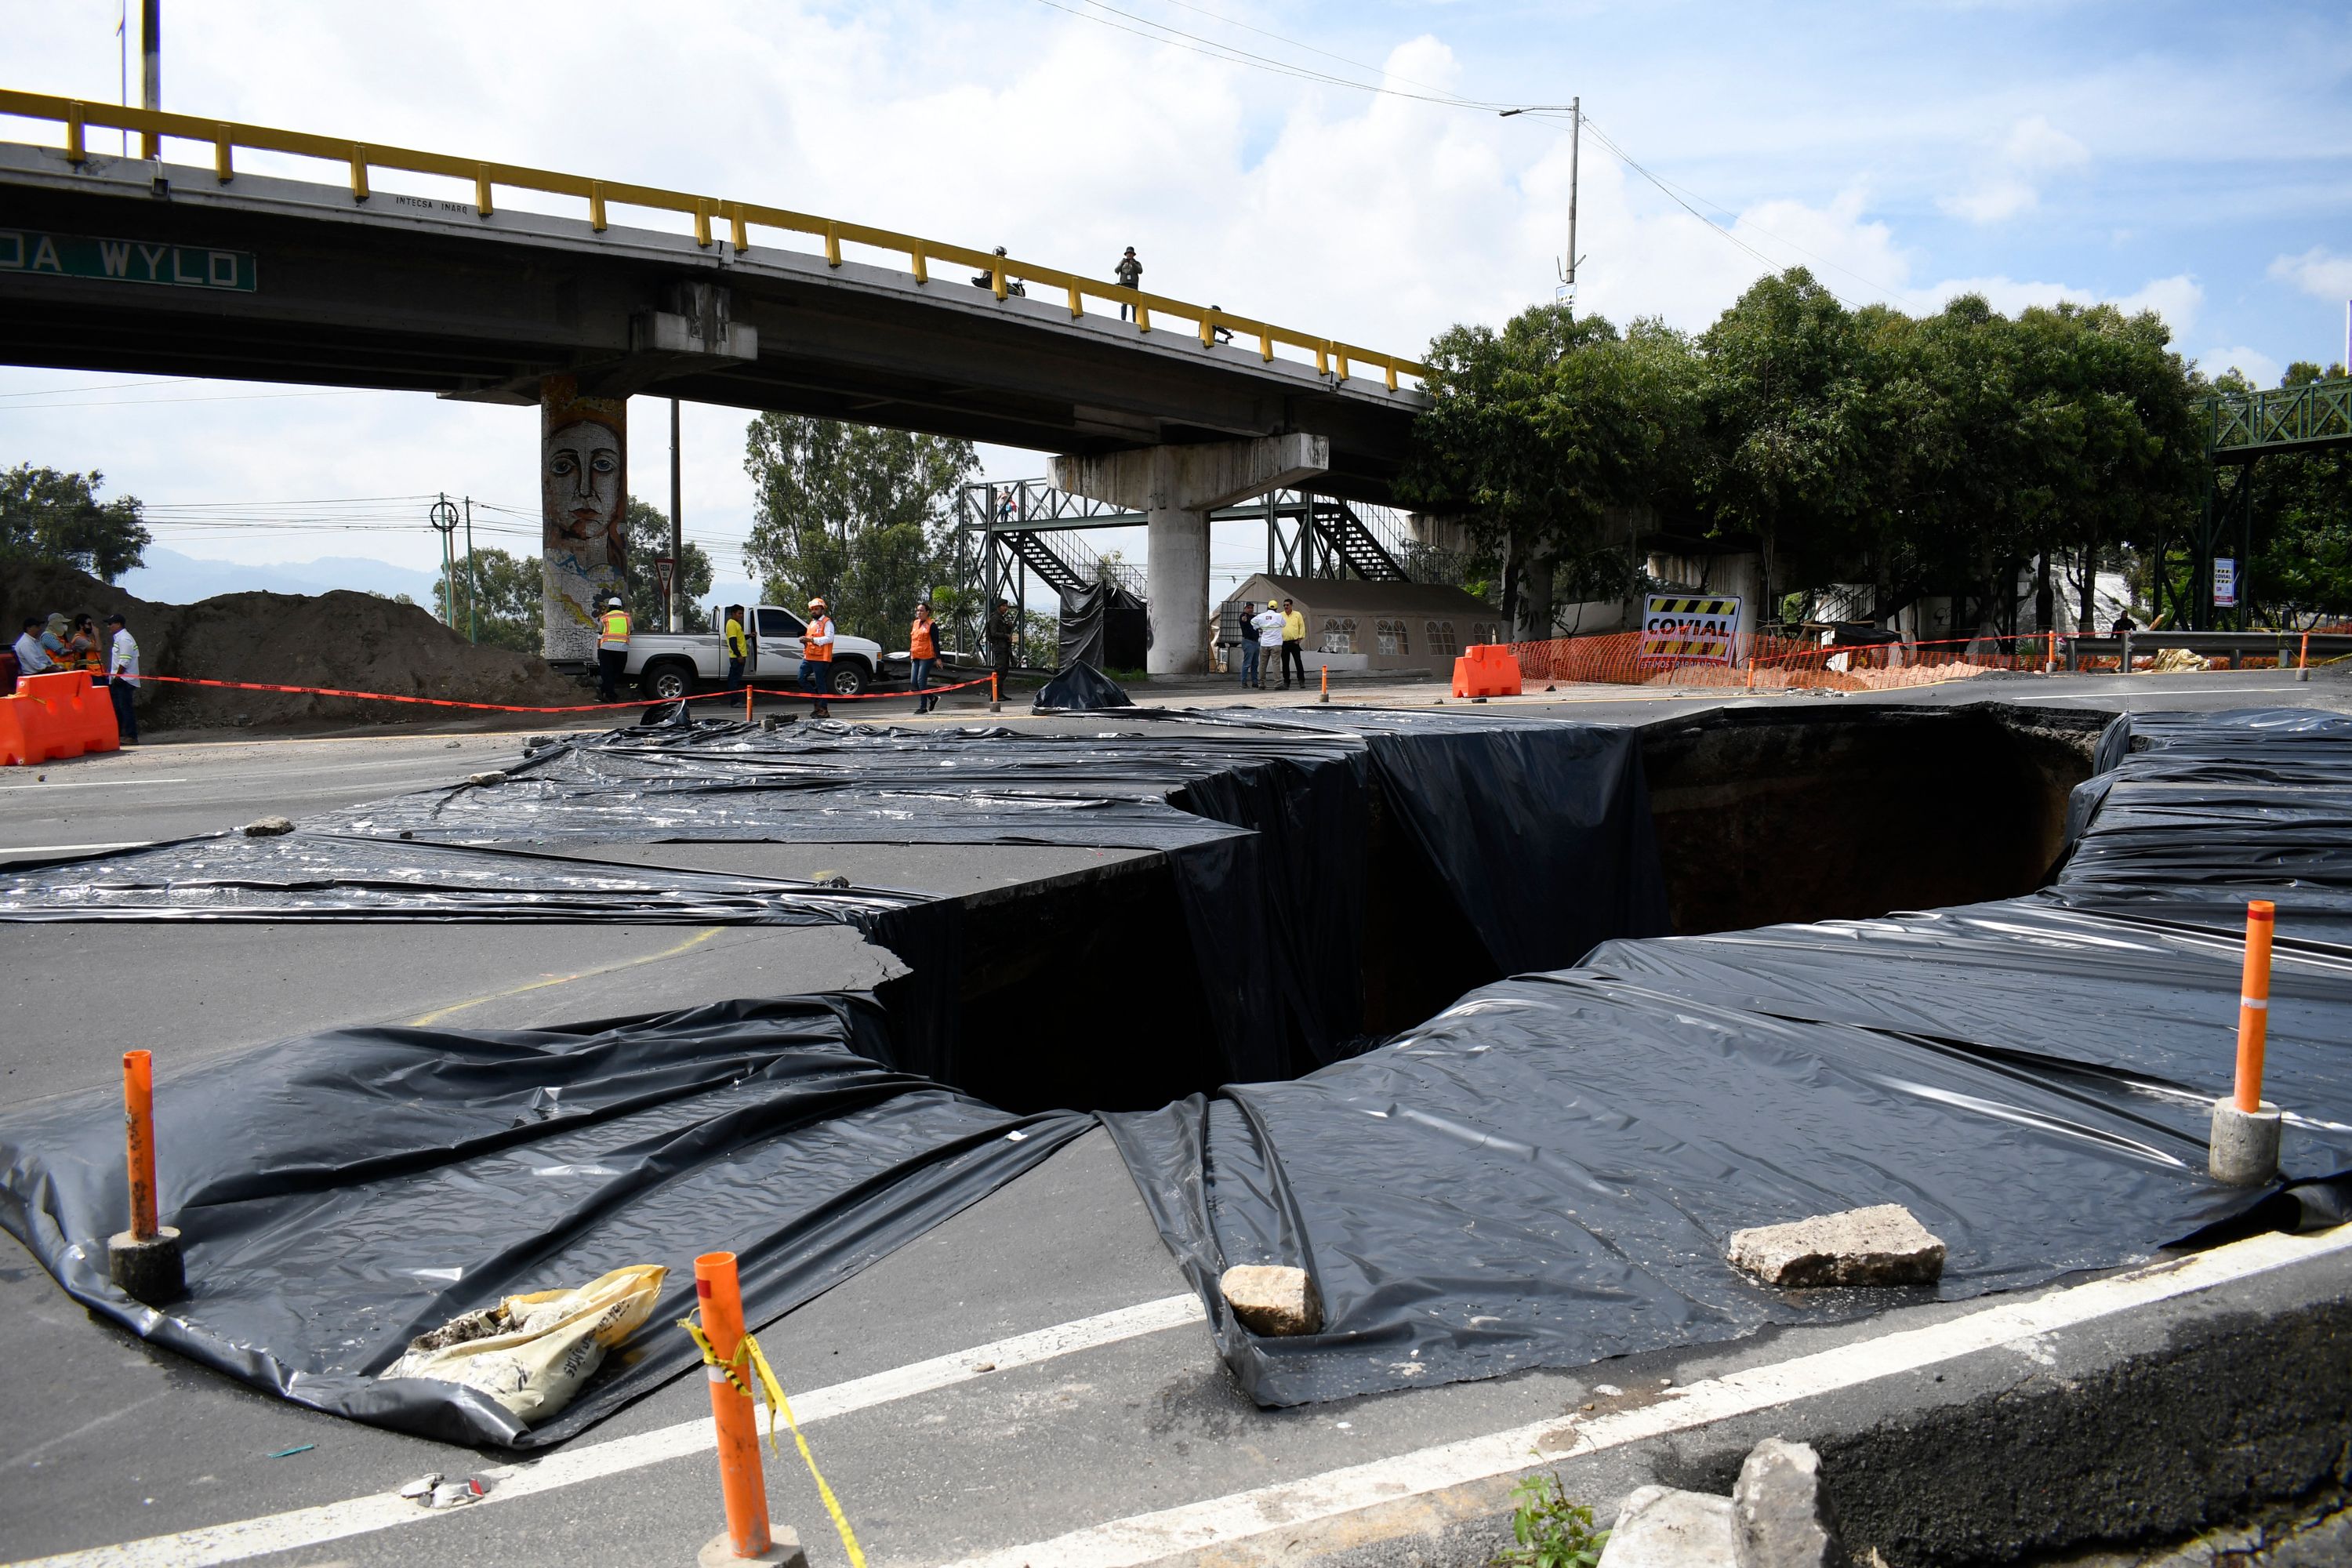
[5,1293,1206,1568]
[0,779,188,792]
[939,1225,2352,1568]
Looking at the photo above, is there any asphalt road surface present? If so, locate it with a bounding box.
[2,672,2347,1567]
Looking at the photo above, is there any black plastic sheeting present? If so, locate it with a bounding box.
[0,994,1091,1448]
[1058,581,1150,672]
[1103,706,2352,1407]
[1032,661,1135,712]
[0,713,1669,1085]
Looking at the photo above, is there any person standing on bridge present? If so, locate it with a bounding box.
[909,600,940,713]
[594,594,631,702]
[1279,597,1307,690]
[801,597,837,719]
[103,612,139,744]
[724,604,749,689]
[1116,247,1142,321]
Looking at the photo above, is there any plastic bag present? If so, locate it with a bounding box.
[379,1265,666,1425]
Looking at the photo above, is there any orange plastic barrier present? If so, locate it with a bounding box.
[1451,644,1523,698]
[1,672,122,765]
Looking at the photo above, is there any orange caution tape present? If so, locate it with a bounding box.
[130,671,995,714]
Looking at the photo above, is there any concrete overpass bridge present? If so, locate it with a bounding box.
[0,91,1428,670]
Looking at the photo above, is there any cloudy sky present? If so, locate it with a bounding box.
[4,0,2348,609]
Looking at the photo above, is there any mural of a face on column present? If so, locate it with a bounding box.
[540,375,627,659]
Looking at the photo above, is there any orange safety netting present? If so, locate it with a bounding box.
[1498,630,2281,692]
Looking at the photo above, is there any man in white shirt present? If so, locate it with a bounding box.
[104,612,140,743]
[13,617,56,686]
[1250,603,1286,691]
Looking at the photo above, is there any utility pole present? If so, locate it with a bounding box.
[463,495,477,644]
[140,0,161,159]
[1499,98,1584,315]
[669,397,684,633]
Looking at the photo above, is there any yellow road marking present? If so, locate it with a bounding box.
[406,927,723,1026]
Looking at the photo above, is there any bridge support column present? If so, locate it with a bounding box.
[539,374,628,662]
[1052,434,1328,675]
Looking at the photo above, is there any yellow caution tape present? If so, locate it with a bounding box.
[683,1314,869,1568]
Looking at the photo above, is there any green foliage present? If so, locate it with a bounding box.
[1493,1474,1607,1568]
[432,547,544,653]
[1018,608,1061,669]
[742,414,977,646]
[0,465,151,581]
[617,496,713,633]
[1404,269,2235,635]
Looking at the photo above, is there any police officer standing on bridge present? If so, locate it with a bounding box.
[595,594,631,702]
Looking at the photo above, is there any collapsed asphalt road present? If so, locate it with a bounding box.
[2,672,2348,1568]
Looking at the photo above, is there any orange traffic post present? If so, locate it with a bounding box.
[2299,630,2311,684]
[2210,900,2284,1184]
[1319,665,1330,704]
[695,1251,786,1564]
[2235,900,2274,1112]
[744,682,753,723]
[989,671,1002,713]
[105,1050,184,1305]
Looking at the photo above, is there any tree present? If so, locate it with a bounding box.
[1399,304,1697,635]
[1696,269,1875,621]
[0,465,151,580]
[616,496,713,632]
[742,414,976,645]
[432,547,544,652]
[2239,361,2352,626]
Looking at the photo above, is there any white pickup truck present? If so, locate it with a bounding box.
[622,604,901,699]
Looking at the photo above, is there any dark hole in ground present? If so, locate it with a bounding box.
[940,702,2105,1114]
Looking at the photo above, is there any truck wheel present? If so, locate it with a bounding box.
[829,660,869,697]
[643,662,696,700]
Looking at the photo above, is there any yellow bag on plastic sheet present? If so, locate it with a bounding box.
[379,1264,666,1425]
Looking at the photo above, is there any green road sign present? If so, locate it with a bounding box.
[0,228,257,292]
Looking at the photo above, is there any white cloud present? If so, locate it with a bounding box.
[2269,248,2352,302]
[1939,113,2089,224]
[2199,346,2281,387]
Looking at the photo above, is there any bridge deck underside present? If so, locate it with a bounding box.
[0,147,1420,502]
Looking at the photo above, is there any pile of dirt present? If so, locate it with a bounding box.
[4,561,592,729]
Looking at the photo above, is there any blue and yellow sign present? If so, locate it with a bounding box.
[0,229,257,292]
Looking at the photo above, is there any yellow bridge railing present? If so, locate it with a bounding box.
[0,89,1427,392]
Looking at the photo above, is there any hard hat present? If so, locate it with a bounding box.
[808,597,827,610]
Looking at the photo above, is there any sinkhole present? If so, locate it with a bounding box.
[931,702,2103,1116]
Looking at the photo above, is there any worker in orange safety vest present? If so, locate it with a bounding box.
[909,599,940,713]
[800,597,835,718]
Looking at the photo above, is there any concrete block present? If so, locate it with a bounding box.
[1598,1485,1734,1568]
[2209,1098,2281,1186]
[1726,1204,1945,1289]
[241,815,296,836]
[1733,1438,1847,1568]
[107,1225,184,1306]
[697,1526,805,1566]
[1219,1264,1323,1336]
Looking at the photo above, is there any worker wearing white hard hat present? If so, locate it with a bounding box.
[800,597,836,718]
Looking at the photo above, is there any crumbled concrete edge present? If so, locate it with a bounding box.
[1726,1205,1946,1290]
[1134,1283,2352,1568]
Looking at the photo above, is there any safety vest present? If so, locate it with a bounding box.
[597,608,631,649]
[724,618,747,659]
[909,617,937,660]
[803,615,833,662]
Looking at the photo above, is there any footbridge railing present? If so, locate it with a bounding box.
[0,89,1426,392]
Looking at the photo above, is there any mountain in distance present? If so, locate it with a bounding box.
[118,546,445,606]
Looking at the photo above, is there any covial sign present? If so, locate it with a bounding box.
[1639,593,1743,666]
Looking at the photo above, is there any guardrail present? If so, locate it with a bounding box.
[0,88,1427,393]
